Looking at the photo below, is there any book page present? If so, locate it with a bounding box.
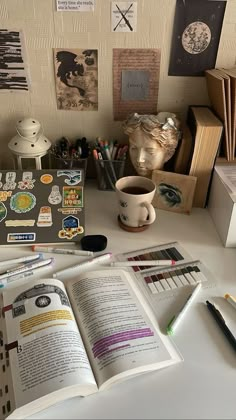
[67,269,182,391]
[205,70,230,160]
[214,164,236,193]
[1,278,97,418]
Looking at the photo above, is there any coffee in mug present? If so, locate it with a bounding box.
[121,186,149,195]
[115,176,156,229]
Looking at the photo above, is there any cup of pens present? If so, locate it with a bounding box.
[50,136,90,176]
[93,140,128,190]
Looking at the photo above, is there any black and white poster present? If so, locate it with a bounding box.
[0,29,30,91]
[168,0,227,77]
[111,2,137,32]
[54,48,98,111]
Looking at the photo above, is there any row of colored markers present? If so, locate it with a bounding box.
[92,138,128,161]
[0,250,235,350]
[0,251,177,287]
[0,250,174,286]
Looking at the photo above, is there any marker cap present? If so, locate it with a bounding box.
[166,326,174,336]
[166,315,175,336]
[80,235,107,252]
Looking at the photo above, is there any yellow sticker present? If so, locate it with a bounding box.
[40,174,53,184]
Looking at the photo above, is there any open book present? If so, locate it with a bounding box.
[0,269,182,419]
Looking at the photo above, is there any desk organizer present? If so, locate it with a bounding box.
[0,169,85,245]
[94,159,125,190]
[50,154,88,176]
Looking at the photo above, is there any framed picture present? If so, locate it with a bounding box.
[152,170,197,214]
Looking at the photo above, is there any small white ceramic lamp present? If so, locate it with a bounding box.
[8,118,52,169]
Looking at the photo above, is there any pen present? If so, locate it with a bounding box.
[2,260,54,285]
[0,258,54,281]
[167,283,201,335]
[206,300,236,352]
[111,142,118,160]
[224,293,236,310]
[0,254,42,276]
[53,252,112,279]
[32,245,93,257]
[111,260,176,267]
[0,253,41,268]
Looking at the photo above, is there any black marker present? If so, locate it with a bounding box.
[206,300,236,352]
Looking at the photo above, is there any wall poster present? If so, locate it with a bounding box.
[113,48,161,121]
[0,29,30,91]
[111,2,137,32]
[168,0,227,77]
[53,48,98,111]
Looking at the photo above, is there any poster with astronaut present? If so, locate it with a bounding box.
[53,48,98,111]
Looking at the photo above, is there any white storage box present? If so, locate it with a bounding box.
[208,165,236,247]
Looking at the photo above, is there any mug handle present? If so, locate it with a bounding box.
[141,202,156,225]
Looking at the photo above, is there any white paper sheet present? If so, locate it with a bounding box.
[215,164,236,193]
[56,0,95,12]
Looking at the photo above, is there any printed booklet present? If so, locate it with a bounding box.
[0,269,182,419]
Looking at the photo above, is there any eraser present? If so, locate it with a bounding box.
[80,235,107,252]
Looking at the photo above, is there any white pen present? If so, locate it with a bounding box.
[53,252,112,279]
[0,255,42,276]
[0,258,54,281]
[110,259,176,267]
[32,245,93,257]
[225,293,236,310]
[166,282,202,335]
[0,253,41,269]
[2,261,54,285]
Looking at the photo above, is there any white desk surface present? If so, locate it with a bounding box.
[2,181,236,419]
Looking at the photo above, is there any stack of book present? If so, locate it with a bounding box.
[172,106,223,208]
[186,106,223,208]
[205,67,236,161]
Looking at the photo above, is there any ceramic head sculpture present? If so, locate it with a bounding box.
[123,112,181,178]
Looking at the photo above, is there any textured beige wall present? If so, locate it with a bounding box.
[0,0,236,168]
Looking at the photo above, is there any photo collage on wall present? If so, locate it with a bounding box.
[0,0,227,120]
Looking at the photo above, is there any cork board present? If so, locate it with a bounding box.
[113,48,161,121]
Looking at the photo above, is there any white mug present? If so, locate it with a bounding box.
[115,176,156,228]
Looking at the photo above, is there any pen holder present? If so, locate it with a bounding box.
[94,159,125,190]
[51,154,88,177]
